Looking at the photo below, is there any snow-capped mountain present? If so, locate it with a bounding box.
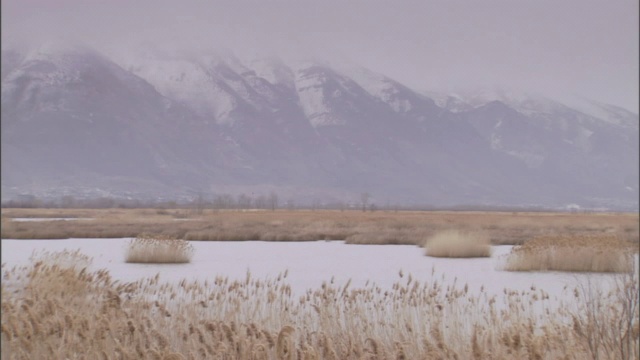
[423,87,638,206]
[0,42,246,195]
[2,43,637,210]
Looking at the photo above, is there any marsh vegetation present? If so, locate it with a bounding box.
[2,208,638,359]
[1,249,638,359]
[423,230,492,258]
[125,235,194,264]
[2,208,638,247]
[502,234,637,273]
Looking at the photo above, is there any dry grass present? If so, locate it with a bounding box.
[125,235,194,264]
[502,234,637,273]
[2,208,638,246]
[1,249,638,359]
[423,230,491,258]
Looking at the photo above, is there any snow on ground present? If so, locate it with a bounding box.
[2,239,632,306]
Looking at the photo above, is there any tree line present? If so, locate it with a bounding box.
[2,192,592,213]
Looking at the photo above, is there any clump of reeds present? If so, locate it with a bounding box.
[29,248,92,271]
[570,272,640,360]
[125,234,194,264]
[502,234,635,273]
[423,230,491,258]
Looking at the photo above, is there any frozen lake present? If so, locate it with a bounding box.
[2,238,633,303]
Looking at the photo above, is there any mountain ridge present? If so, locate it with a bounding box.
[2,43,637,210]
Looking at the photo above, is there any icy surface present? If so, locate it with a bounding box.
[2,239,631,301]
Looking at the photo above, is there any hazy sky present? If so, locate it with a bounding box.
[3,0,638,112]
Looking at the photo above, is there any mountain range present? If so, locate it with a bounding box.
[2,42,638,210]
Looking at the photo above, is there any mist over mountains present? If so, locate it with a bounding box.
[2,42,638,210]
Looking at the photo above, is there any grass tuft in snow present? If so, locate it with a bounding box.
[423,230,491,258]
[125,234,194,264]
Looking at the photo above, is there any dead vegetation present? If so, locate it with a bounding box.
[423,230,491,258]
[125,235,194,264]
[2,208,638,246]
[1,249,638,359]
[502,234,637,273]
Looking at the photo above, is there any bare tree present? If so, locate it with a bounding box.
[213,193,235,210]
[286,198,296,210]
[237,194,252,210]
[311,198,321,211]
[268,191,279,211]
[191,192,205,215]
[255,195,267,209]
[360,192,370,212]
[61,195,76,208]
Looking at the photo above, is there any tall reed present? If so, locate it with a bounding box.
[502,234,635,273]
[2,249,637,359]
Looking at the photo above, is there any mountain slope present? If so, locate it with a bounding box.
[432,89,639,206]
[0,43,241,196]
[2,44,637,209]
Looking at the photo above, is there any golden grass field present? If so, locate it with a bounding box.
[1,249,638,359]
[1,208,639,247]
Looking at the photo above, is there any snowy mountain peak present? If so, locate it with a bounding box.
[27,40,90,57]
[551,95,639,128]
[249,57,295,88]
[23,41,110,68]
[2,43,637,210]
[343,66,406,107]
[426,86,638,130]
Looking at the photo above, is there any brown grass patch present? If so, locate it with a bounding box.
[1,208,638,247]
[125,235,194,263]
[423,230,491,258]
[502,234,636,272]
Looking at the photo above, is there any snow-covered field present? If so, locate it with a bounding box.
[2,238,633,302]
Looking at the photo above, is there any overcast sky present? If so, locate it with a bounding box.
[3,0,638,112]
